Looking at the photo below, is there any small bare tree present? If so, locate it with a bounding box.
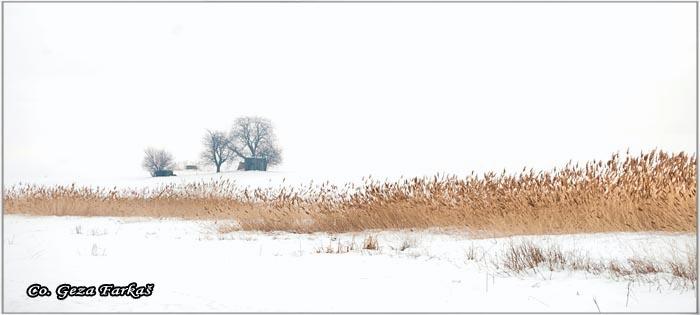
[201,129,234,173]
[142,147,175,177]
[229,116,282,166]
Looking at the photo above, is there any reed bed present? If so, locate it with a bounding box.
[4,150,696,234]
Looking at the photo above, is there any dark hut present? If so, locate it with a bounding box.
[243,157,268,171]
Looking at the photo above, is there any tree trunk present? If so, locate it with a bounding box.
[216,164,221,173]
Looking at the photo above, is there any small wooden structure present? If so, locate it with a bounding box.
[184,165,199,170]
[243,157,268,171]
[154,170,175,177]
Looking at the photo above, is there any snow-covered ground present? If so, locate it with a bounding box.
[2,215,696,312]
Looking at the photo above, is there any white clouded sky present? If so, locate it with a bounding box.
[4,3,697,184]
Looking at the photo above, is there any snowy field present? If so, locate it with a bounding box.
[3,215,696,312]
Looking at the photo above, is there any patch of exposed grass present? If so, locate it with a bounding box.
[496,240,697,285]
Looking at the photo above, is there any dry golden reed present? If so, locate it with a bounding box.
[4,150,696,234]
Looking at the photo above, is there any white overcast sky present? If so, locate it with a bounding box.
[3,3,697,184]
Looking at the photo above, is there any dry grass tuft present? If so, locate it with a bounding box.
[399,238,416,251]
[498,241,697,284]
[503,241,567,271]
[466,245,478,261]
[314,237,357,254]
[668,246,698,281]
[4,150,696,234]
[363,235,379,250]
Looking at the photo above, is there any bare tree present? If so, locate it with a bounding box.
[256,142,282,166]
[229,116,283,166]
[201,129,234,173]
[142,148,175,176]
